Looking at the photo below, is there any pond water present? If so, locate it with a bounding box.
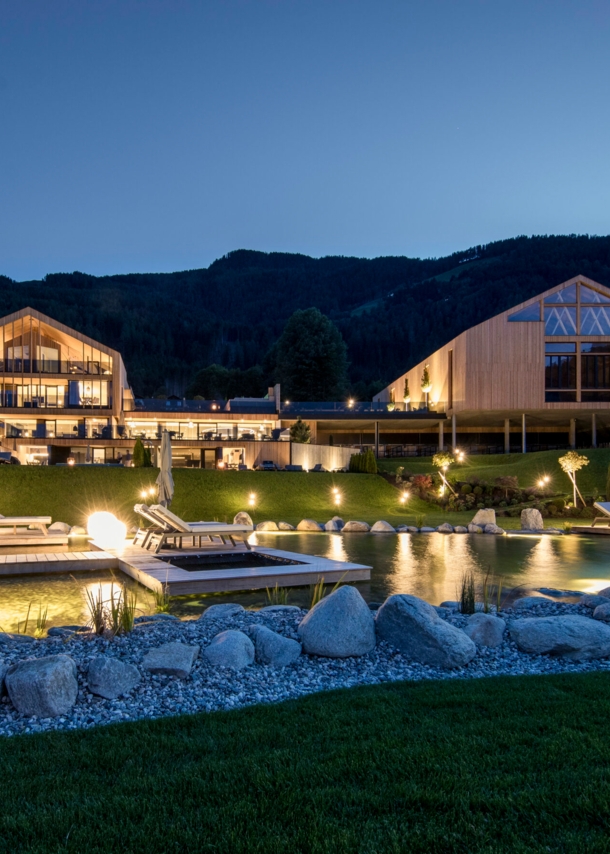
[1,532,610,630]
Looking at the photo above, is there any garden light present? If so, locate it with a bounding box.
[87,511,127,550]
[249,493,256,507]
[399,491,410,504]
[67,456,75,466]
[334,492,342,506]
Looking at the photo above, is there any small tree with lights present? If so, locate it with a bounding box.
[403,377,410,407]
[432,451,456,496]
[559,450,589,508]
[421,365,432,409]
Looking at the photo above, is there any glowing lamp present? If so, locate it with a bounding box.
[217,460,225,469]
[87,511,127,549]
[67,456,76,466]
[334,493,341,506]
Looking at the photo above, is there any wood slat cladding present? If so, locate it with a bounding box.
[376,275,610,415]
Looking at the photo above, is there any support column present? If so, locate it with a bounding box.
[521,414,526,454]
[504,419,510,454]
[438,420,444,451]
[592,413,597,448]
[374,421,379,459]
[569,418,576,449]
[451,414,457,450]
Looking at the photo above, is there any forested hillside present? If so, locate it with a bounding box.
[1,235,609,397]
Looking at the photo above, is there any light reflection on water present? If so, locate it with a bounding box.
[1,533,610,628]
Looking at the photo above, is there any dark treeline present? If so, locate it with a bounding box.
[2,234,609,398]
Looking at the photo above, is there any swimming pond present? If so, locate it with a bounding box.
[1,532,610,629]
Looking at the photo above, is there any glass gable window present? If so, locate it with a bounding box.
[544,284,577,304]
[580,306,610,335]
[545,306,577,335]
[508,303,540,322]
[581,284,610,304]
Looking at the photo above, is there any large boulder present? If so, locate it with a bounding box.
[463,613,505,647]
[142,642,200,678]
[6,655,78,717]
[278,521,295,530]
[375,595,476,668]
[593,603,610,623]
[596,586,610,598]
[471,509,496,527]
[520,508,544,531]
[0,660,8,696]
[204,630,254,669]
[87,656,141,699]
[298,586,376,657]
[297,519,323,532]
[370,521,396,533]
[325,519,343,532]
[256,520,279,531]
[342,520,371,533]
[454,526,468,534]
[581,594,610,609]
[467,524,483,534]
[248,625,301,666]
[437,522,454,534]
[510,615,610,661]
[484,524,505,535]
[233,511,253,527]
[199,603,245,622]
[48,521,71,534]
[69,525,87,536]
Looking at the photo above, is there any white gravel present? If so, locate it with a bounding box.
[1,599,608,738]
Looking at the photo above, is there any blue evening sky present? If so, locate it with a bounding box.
[0,0,609,280]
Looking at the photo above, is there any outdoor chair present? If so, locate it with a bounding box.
[134,504,253,553]
[592,502,610,527]
[132,503,174,548]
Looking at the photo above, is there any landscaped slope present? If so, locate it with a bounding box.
[0,674,609,853]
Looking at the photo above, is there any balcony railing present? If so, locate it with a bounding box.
[0,359,112,375]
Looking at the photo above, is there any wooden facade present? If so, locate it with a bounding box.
[375,275,610,446]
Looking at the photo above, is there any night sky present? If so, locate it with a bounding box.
[1,0,609,280]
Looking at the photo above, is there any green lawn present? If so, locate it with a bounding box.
[1,451,609,530]
[1,673,610,853]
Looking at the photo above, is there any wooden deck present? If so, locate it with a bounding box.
[0,534,70,547]
[0,550,118,576]
[116,543,371,596]
[572,525,610,535]
[0,540,371,594]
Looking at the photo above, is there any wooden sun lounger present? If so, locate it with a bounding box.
[133,505,253,553]
[0,516,53,536]
[592,502,610,527]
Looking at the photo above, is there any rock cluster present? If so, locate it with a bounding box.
[3,585,610,736]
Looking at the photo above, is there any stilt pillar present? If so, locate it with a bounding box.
[504,419,510,454]
[521,414,526,454]
[592,413,597,448]
[569,418,576,449]
[451,414,457,450]
[374,421,379,459]
[439,420,444,451]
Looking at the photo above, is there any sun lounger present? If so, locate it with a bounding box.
[133,504,253,553]
[0,516,53,536]
[592,502,610,527]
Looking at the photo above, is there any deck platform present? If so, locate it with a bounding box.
[0,540,371,594]
[572,525,610,535]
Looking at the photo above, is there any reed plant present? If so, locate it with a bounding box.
[458,569,476,614]
[17,602,32,635]
[152,584,171,613]
[415,514,426,529]
[309,573,348,609]
[120,588,138,634]
[33,603,49,639]
[266,583,289,606]
[481,568,505,614]
[86,584,106,635]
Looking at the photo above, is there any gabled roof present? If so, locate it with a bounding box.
[0,306,120,358]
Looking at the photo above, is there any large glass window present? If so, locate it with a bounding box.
[545,306,577,335]
[508,303,541,321]
[544,284,578,304]
[545,342,576,401]
[580,306,610,335]
[582,343,610,389]
[581,284,610,304]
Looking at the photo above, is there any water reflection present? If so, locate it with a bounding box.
[2,533,610,630]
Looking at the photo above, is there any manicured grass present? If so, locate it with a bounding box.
[378,448,610,497]
[0,467,416,527]
[1,674,610,853]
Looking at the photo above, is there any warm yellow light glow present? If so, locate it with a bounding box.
[67,456,75,466]
[87,511,127,549]
[399,491,410,504]
[140,490,148,499]
[334,494,341,505]
[217,460,225,468]
[332,487,339,494]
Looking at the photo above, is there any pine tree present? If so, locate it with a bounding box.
[289,417,312,444]
[133,438,145,467]
[365,448,378,474]
[143,445,153,467]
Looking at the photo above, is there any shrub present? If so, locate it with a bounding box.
[473,486,483,496]
[547,504,558,516]
[413,474,433,493]
[133,438,145,468]
[551,498,566,511]
[460,484,472,495]
[365,448,378,474]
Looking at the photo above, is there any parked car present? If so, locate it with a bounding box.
[254,460,278,471]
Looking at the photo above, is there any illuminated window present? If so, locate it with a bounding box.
[544,306,577,335]
[508,303,540,321]
[544,284,577,304]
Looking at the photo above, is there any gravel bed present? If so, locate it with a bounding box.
[1,599,609,738]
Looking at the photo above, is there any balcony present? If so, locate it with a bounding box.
[0,359,112,376]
